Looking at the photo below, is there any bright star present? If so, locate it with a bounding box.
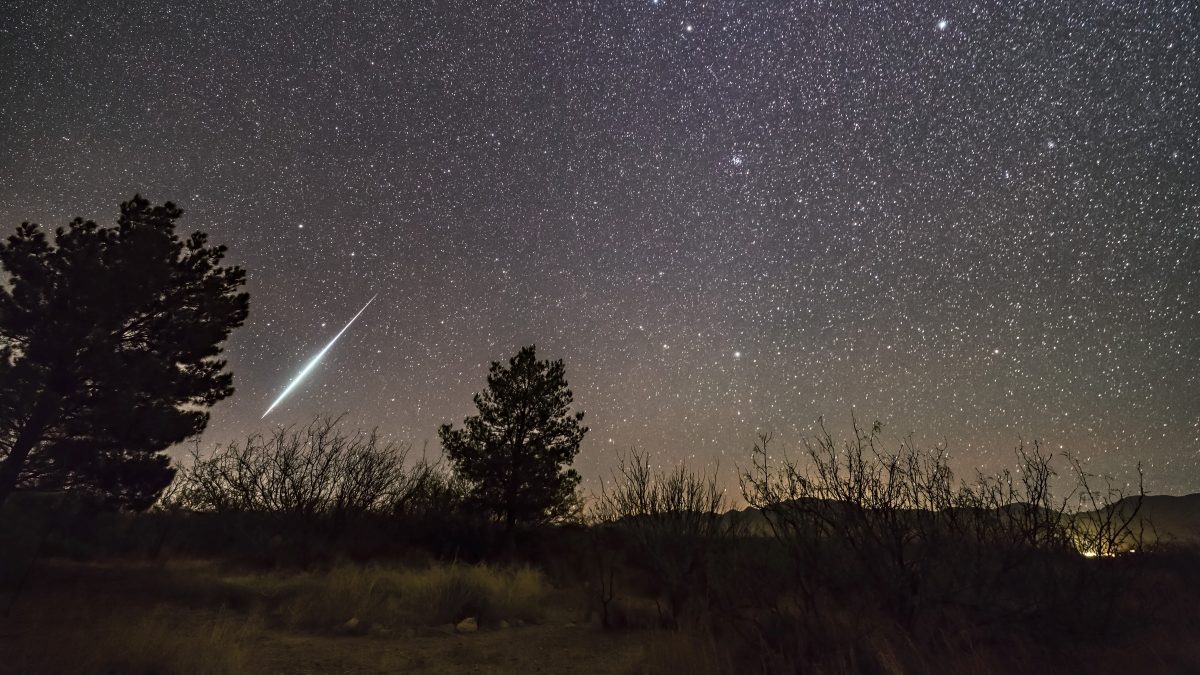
[937,19,949,30]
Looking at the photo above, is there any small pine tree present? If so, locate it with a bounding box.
[0,196,249,509]
[438,345,587,529]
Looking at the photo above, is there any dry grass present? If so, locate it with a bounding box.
[217,561,550,631]
[3,559,555,673]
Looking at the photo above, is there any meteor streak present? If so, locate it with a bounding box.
[261,294,378,418]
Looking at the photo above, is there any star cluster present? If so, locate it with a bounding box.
[1,0,1197,492]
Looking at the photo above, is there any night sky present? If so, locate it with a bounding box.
[2,1,1197,493]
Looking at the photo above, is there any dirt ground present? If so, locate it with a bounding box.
[246,622,645,674]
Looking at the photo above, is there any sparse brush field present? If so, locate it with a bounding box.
[4,431,1200,674]
[4,546,1200,675]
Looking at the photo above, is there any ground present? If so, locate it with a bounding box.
[0,559,653,675]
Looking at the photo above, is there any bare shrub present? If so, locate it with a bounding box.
[591,449,732,628]
[737,416,1147,656]
[170,416,457,524]
[1064,454,1148,557]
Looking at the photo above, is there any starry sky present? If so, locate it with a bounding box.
[2,0,1197,494]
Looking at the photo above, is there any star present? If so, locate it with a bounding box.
[1,0,1193,495]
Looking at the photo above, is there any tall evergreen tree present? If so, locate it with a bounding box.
[439,345,587,528]
[0,196,249,509]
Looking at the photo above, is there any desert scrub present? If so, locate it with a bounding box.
[249,562,549,630]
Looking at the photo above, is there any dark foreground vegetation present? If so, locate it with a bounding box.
[3,418,1199,674]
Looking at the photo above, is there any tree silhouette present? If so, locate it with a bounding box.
[0,196,249,509]
[439,345,587,529]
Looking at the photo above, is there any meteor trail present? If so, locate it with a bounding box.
[261,294,378,419]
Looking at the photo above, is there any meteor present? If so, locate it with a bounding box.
[261,294,378,419]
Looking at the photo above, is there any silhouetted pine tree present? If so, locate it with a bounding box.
[0,196,249,509]
[439,345,586,529]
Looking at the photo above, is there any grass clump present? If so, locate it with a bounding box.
[406,562,547,625]
[246,562,548,631]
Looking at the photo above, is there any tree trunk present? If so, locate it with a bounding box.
[0,393,54,507]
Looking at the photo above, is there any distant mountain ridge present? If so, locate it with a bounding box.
[1106,493,1200,544]
[721,493,1200,545]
